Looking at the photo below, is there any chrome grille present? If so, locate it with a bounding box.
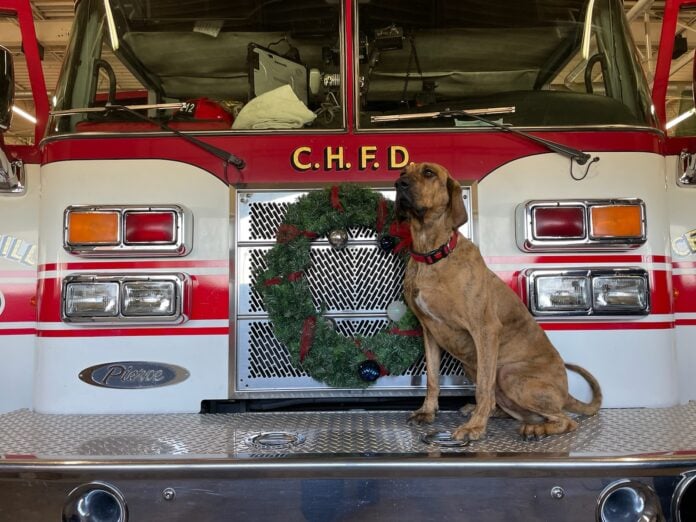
[235,188,472,396]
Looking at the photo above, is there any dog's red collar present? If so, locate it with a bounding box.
[409,231,459,265]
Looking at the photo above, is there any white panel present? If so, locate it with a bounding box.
[33,335,228,414]
[34,160,230,413]
[549,329,679,408]
[0,165,40,413]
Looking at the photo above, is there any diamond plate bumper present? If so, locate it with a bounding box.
[2,406,696,521]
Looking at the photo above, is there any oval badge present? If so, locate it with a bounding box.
[79,361,190,389]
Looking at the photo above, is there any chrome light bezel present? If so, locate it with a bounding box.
[516,199,647,252]
[595,479,663,522]
[63,204,191,257]
[526,268,650,317]
[62,273,188,324]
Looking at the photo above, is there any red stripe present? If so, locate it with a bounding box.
[37,275,229,322]
[673,273,696,314]
[0,283,37,322]
[0,329,37,335]
[35,322,676,336]
[677,319,696,326]
[40,260,228,272]
[673,262,696,269]
[484,254,670,265]
[540,321,673,331]
[38,327,228,338]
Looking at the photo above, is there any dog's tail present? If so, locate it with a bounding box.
[563,363,602,416]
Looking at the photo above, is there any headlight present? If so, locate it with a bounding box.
[527,269,649,316]
[122,281,176,316]
[592,275,647,312]
[535,275,590,312]
[64,281,119,317]
[63,274,186,324]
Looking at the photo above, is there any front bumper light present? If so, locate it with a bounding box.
[527,269,649,316]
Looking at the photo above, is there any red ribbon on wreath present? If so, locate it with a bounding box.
[330,185,344,213]
[299,316,317,362]
[263,271,305,287]
[388,220,413,253]
[389,327,423,337]
[277,224,319,244]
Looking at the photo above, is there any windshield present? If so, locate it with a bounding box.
[50,0,343,134]
[50,0,654,136]
[358,0,655,129]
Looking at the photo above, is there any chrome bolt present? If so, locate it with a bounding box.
[550,486,565,500]
[162,487,176,501]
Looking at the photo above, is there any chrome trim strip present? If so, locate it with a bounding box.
[0,454,694,478]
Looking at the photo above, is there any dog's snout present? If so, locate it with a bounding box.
[395,177,410,191]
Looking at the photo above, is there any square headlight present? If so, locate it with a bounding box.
[64,282,119,317]
[534,275,591,313]
[122,281,177,316]
[592,275,648,312]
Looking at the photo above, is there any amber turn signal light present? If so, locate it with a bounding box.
[590,205,644,238]
[66,211,120,245]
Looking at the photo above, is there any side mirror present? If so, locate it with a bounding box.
[0,46,15,131]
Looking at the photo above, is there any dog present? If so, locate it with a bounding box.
[395,162,602,441]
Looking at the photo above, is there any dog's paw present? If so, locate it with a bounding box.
[408,410,437,425]
[452,423,486,441]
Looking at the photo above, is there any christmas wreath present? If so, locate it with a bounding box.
[255,184,423,388]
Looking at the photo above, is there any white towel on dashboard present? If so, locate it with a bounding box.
[232,85,316,130]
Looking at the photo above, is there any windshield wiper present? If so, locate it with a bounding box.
[51,103,246,170]
[371,106,595,166]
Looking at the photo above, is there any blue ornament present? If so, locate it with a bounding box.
[358,360,381,382]
[379,234,397,253]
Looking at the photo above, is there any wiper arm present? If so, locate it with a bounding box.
[51,103,246,170]
[371,107,595,166]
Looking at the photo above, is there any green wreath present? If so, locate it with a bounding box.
[255,184,423,388]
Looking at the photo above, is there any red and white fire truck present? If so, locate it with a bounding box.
[1,0,696,519]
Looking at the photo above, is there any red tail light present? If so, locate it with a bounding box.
[124,211,176,244]
[533,206,585,239]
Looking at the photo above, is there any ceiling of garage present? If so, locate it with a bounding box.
[0,0,690,143]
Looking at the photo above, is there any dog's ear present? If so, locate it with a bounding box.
[447,177,468,229]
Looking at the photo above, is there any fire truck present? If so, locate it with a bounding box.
[1,0,696,519]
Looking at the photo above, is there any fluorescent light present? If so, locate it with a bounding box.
[12,105,37,124]
[666,108,696,130]
[581,0,597,60]
[104,0,119,51]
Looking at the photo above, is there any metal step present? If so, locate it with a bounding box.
[1,404,695,459]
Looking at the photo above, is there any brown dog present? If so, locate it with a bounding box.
[395,162,601,441]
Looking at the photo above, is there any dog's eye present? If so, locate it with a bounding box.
[423,168,435,178]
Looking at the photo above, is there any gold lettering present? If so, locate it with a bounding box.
[388,146,409,169]
[291,147,313,171]
[359,146,378,170]
[324,147,346,170]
